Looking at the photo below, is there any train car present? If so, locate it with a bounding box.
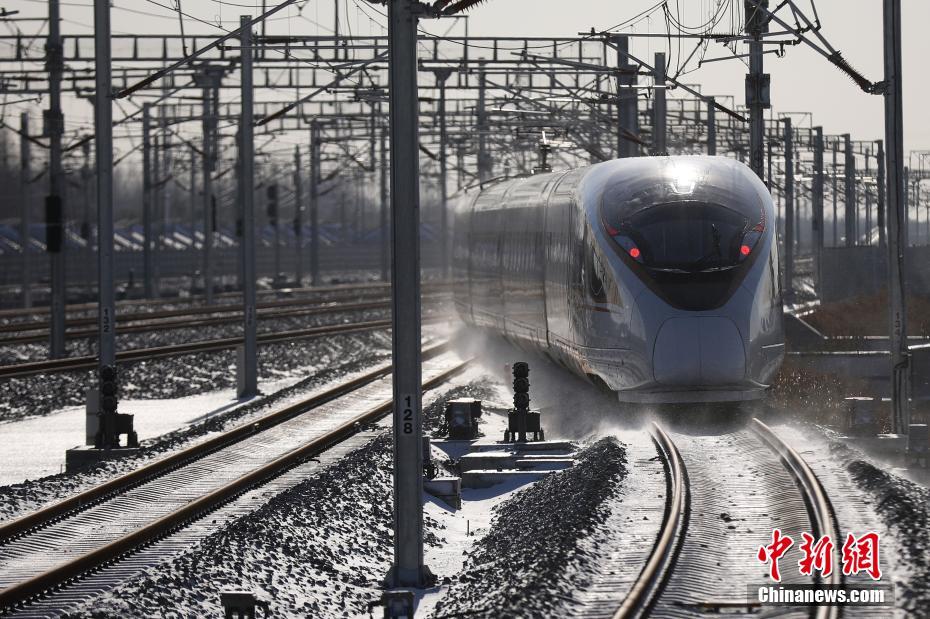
[452,155,785,403]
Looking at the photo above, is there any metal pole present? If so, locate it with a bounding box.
[813,127,824,291]
[746,0,769,180]
[865,150,872,245]
[767,138,773,191]
[270,182,280,281]
[844,133,856,247]
[379,123,388,283]
[783,118,794,299]
[201,72,218,304]
[795,144,802,253]
[234,128,243,291]
[142,105,153,297]
[437,70,450,278]
[239,15,258,399]
[615,34,638,158]
[903,167,910,247]
[310,120,321,286]
[294,146,304,286]
[82,142,94,298]
[19,112,32,309]
[652,52,666,155]
[832,141,838,245]
[189,144,197,266]
[48,0,67,358]
[706,96,717,156]
[477,65,490,182]
[388,0,428,588]
[877,140,887,249]
[883,0,909,435]
[94,0,122,445]
[156,91,169,295]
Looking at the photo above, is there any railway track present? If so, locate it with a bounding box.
[750,419,842,619]
[0,281,405,322]
[610,423,689,619]
[0,347,468,614]
[0,314,446,380]
[0,318,391,380]
[0,293,447,346]
[0,282,451,334]
[605,419,841,619]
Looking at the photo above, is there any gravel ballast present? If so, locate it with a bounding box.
[843,448,930,614]
[430,437,628,619]
[0,322,398,424]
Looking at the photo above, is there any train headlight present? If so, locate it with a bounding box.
[738,224,764,261]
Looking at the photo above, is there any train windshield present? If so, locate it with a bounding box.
[597,158,768,310]
[621,202,749,272]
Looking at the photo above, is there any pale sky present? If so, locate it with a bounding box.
[6,0,929,158]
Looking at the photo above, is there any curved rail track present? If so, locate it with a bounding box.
[0,348,467,613]
[610,419,841,619]
[750,418,842,619]
[611,422,689,619]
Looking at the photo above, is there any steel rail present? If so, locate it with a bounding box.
[0,288,403,335]
[750,418,841,619]
[0,355,468,611]
[0,294,446,344]
[0,317,412,380]
[612,422,690,619]
[0,341,450,546]
[0,281,452,323]
[0,280,413,321]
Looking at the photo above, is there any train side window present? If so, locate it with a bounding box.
[583,228,607,303]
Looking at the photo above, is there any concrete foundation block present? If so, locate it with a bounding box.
[65,445,142,474]
[515,457,574,471]
[844,397,884,436]
[907,424,930,468]
[85,388,100,446]
[461,469,552,489]
[475,440,575,453]
[424,476,461,509]
[458,452,514,472]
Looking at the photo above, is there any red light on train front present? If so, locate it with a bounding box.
[629,247,641,259]
[738,222,764,262]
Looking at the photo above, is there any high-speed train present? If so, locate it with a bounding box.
[452,156,785,403]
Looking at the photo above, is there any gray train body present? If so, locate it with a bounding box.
[452,156,785,403]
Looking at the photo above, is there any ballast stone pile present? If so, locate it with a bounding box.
[841,444,930,613]
[431,437,628,619]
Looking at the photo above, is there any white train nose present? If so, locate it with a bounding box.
[653,316,746,386]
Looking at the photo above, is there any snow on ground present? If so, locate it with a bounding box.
[428,437,627,619]
[0,372,309,486]
[416,407,531,617]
